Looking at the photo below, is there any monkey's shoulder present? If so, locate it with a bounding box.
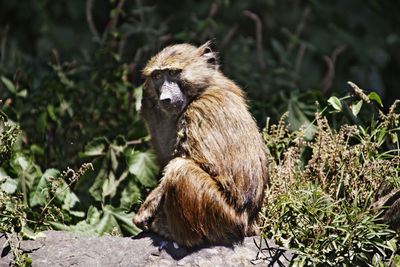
[182,87,251,125]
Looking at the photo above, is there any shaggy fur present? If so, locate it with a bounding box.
[133,42,267,247]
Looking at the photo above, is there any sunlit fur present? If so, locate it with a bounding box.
[134,42,268,247]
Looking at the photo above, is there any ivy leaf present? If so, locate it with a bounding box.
[50,205,140,237]
[128,151,158,187]
[134,86,143,112]
[0,168,18,194]
[11,153,41,203]
[47,104,59,124]
[30,168,60,207]
[79,137,109,157]
[328,96,342,112]
[368,92,383,107]
[351,100,363,117]
[1,76,16,94]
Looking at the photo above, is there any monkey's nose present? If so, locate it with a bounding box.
[160,98,172,107]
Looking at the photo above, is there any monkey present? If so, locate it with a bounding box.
[133,41,267,248]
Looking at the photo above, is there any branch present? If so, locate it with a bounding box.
[290,43,307,88]
[126,139,143,145]
[118,31,135,59]
[201,3,219,42]
[1,24,9,63]
[101,0,126,42]
[33,163,94,233]
[86,0,101,42]
[219,24,238,51]
[243,10,266,69]
[286,7,310,54]
[319,45,347,95]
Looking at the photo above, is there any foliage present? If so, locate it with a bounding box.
[261,83,400,266]
[0,104,20,166]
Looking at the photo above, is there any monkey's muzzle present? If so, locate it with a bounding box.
[159,80,187,114]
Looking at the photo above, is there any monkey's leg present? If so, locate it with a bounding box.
[133,185,165,231]
[153,157,246,247]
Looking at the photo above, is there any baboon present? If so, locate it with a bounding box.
[133,41,267,247]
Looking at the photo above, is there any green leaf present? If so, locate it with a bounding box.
[49,205,140,237]
[11,153,41,194]
[134,86,143,112]
[30,144,45,157]
[327,96,342,112]
[88,157,109,201]
[60,187,82,213]
[351,100,363,117]
[103,205,139,236]
[1,76,16,93]
[79,137,109,157]
[368,92,383,106]
[120,179,141,209]
[287,96,316,140]
[47,104,58,123]
[36,112,48,134]
[16,89,28,98]
[394,255,400,267]
[387,238,397,252]
[29,168,60,207]
[128,150,159,187]
[0,168,18,194]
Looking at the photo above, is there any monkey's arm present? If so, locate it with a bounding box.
[133,184,165,230]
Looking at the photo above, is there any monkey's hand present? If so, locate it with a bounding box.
[133,185,165,230]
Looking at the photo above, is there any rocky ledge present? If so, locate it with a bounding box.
[0,230,293,266]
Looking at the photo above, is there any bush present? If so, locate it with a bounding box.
[261,83,400,266]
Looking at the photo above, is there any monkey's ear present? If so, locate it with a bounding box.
[198,41,218,67]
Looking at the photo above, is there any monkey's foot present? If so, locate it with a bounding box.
[159,240,168,251]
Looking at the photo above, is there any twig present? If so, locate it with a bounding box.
[135,0,144,23]
[319,45,347,95]
[1,24,9,63]
[13,67,21,91]
[33,163,93,232]
[86,0,101,42]
[219,24,238,51]
[118,31,135,59]
[290,43,307,88]
[158,34,172,49]
[243,10,266,69]
[129,48,143,85]
[52,49,60,65]
[286,7,310,54]
[201,3,219,42]
[347,81,371,104]
[126,139,143,145]
[208,2,218,18]
[101,0,126,42]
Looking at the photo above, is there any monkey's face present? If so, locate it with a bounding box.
[150,68,188,115]
[142,41,218,117]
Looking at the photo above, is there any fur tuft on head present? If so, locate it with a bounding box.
[142,41,218,78]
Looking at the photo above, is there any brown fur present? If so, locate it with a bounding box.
[133,42,267,247]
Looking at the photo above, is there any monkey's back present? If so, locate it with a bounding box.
[176,85,267,220]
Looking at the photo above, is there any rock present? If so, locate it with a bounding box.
[0,231,293,266]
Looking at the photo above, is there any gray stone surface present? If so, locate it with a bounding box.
[0,231,293,266]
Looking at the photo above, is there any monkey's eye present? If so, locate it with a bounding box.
[168,69,181,77]
[152,72,162,80]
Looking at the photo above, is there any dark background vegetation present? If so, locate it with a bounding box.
[1,0,400,265]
